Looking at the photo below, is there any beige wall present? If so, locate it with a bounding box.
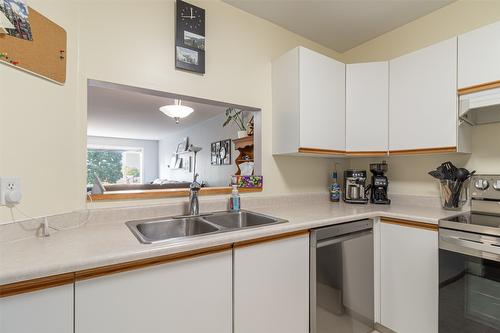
[0,1,81,222]
[346,0,500,197]
[3,0,500,222]
[343,0,500,63]
[0,0,345,222]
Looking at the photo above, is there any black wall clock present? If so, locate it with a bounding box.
[175,0,205,74]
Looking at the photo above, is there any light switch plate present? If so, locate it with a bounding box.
[0,177,22,206]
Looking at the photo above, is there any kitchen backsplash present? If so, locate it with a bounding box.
[349,122,500,197]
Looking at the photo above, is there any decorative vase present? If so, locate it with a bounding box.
[237,130,248,138]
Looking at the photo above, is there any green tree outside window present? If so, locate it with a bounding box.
[87,150,123,185]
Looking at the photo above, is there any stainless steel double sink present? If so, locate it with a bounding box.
[126,210,287,244]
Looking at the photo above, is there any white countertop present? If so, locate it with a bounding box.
[0,195,461,285]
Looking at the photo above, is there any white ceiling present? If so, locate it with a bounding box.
[223,0,455,52]
[87,86,227,141]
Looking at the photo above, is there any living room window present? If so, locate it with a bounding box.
[87,145,144,187]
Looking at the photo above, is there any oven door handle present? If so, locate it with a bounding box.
[440,235,500,256]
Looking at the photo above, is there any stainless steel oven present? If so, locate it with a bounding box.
[439,174,500,333]
[310,219,374,333]
[439,228,500,333]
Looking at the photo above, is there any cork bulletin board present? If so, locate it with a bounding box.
[0,7,66,85]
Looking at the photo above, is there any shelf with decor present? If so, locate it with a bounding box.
[233,136,254,176]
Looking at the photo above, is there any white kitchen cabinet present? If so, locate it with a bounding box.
[0,285,73,333]
[234,234,309,333]
[458,21,500,89]
[75,251,232,333]
[380,222,438,333]
[389,38,460,152]
[346,62,389,154]
[272,46,345,155]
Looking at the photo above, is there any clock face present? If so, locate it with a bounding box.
[180,6,203,32]
[177,0,205,35]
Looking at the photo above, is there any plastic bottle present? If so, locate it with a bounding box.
[330,171,341,202]
[229,185,241,211]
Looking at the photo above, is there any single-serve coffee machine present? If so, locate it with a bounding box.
[369,161,391,204]
[343,170,369,204]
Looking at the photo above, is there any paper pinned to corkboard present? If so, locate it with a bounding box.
[0,5,67,85]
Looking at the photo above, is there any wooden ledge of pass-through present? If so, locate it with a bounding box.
[0,230,310,297]
[88,186,262,202]
[381,217,438,231]
[458,80,500,95]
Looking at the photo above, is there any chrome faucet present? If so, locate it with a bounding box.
[189,173,201,216]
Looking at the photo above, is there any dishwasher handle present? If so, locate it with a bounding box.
[314,229,373,248]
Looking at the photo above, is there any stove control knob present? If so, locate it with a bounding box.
[475,179,489,190]
[493,180,500,191]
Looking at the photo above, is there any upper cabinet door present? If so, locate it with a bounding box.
[299,47,345,152]
[389,38,458,152]
[346,62,389,153]
[458,21,500,90]
[272,47,345,155]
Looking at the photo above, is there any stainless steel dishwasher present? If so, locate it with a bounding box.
[310,219,374,333]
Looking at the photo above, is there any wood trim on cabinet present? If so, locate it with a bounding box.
[75,244,232,282]
[0,229,313,296]
[458,80,500,95]
[298,147,457,157]
[381,217,438,231]
[298,147,345,155]
[0,272,75,298]
[0,245,233,297]
[233,229,309,248]
[88,187,263,202]
[0,217,440,296]
[389,146,456,155]
[345,151,388,157]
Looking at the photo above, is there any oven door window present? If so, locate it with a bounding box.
[439,249,500,333]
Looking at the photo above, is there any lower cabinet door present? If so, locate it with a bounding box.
[75,250,232,333]
[233,234,309,333]
[380,222,438,333]
[0,284,74,333]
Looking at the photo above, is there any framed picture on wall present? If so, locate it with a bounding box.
[175,0,205,74]
[211,139,231,166]
[211,142,217,164]
[219,139,231,165]
[215,141,221,164]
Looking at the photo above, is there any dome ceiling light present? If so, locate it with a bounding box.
[159,99,194,124]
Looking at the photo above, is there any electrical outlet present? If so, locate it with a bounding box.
[0,177,22,206]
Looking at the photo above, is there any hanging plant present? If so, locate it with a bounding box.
[223,107,246,131]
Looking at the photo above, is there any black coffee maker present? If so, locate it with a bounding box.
[369,161,391,204]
